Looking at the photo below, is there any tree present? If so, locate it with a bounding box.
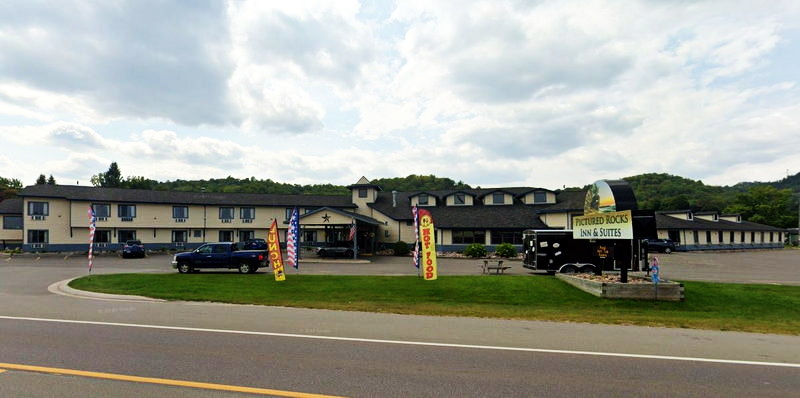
[36,174,47,184]
[724,185,796,228]
[47,175,56,185]
[0,176,23,200]
[105,162,122,187]
[92,162,123,188]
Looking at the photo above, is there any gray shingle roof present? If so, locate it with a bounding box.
[0,198,23,214]
[656,214,784,232]
[537,189,586,213]
[18,185,356,208]
[368,190,551,229]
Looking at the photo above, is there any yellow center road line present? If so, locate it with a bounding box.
[0,369,6,373]
[0,362,346,398]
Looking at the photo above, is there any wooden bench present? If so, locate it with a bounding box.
[482,259,511,275]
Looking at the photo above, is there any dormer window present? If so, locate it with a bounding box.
[533,191,547,203]
[418,194,429,205]
[687,213,694,221]
[492,192,504,204]
[358,188,368,198]
[454,193,465,205]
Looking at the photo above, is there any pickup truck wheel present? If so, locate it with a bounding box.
[238,262,252,274]
[664,247,673,254]
[345,249,354,258]
[177,262,191,274]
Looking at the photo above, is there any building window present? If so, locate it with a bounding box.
[492,192,504,204]
[490,231,523,245]
[118,204,136,218]
[219,207,234,220]
[27,201,49,216]
[239,230,254,242]
[219,230,234,242]
[172,230,188,243]
[454,193,465,205]
[193,229,202,238]
[751,231,755,242]
[533,191,547,203]
[418,194,429,205]
[693,231,699,243]
[304,208,313,214]
[3,216,22,230]
[172,206,188,219]
[453,230,486,244]
[770,232,774,242]
[705,231,711,244]
[285,208,294,221]
[94,230,111,243]
[358,188,368,198]
[118,230,136,243]
[718,231,723,243]
[760,232,764,242]
[729,231,734,243]
[240,207,255,220]
[303,230,317,242]
[92,203,110,218]
[28,229,48,243]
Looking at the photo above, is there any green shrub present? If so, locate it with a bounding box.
[494,243,517,258]
[393,241,410,256]
[463,243,487,258]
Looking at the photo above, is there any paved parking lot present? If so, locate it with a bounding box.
[3,248,799,285]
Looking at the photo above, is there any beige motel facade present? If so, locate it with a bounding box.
[0,177,786,253]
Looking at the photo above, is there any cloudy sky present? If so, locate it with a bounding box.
[1,0,799,190]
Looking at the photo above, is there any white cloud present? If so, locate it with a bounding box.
[0,1,799,189]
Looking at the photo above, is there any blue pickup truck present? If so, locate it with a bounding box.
[171,242,268,274]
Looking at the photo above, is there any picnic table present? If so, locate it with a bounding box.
[481,259,511,275]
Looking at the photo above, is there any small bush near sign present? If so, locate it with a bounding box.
[463,243,487,258]
[494,243,517,258]
[393,241,410,256]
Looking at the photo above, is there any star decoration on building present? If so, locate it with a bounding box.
[321,213,331,223]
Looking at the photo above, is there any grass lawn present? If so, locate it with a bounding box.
[70,274,800,335]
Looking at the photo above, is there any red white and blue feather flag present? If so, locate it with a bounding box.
[88,205,96,273]
[286,207,300,270]
[412,205,420,269]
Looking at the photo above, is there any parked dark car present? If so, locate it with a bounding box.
[241,238,267,250]
[121,240,145,258]
[171,242,268,274]
[644,238,676,254]
[315,241,358,258]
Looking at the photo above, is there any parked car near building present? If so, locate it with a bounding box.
[316,241,358,257]
[121,240,145,258]
[644,238,676,254]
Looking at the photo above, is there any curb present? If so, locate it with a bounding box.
[48,278,166,303]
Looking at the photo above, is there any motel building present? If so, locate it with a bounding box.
[0,177,786,253]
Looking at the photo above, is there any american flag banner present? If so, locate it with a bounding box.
[286,207,299,270]
[348,220,356,241]
[88,205,96,273]
[412,205,420,269]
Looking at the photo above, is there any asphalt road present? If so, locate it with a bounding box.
[1,252,799,397]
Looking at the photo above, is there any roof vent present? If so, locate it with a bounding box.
[392,191,398,207]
